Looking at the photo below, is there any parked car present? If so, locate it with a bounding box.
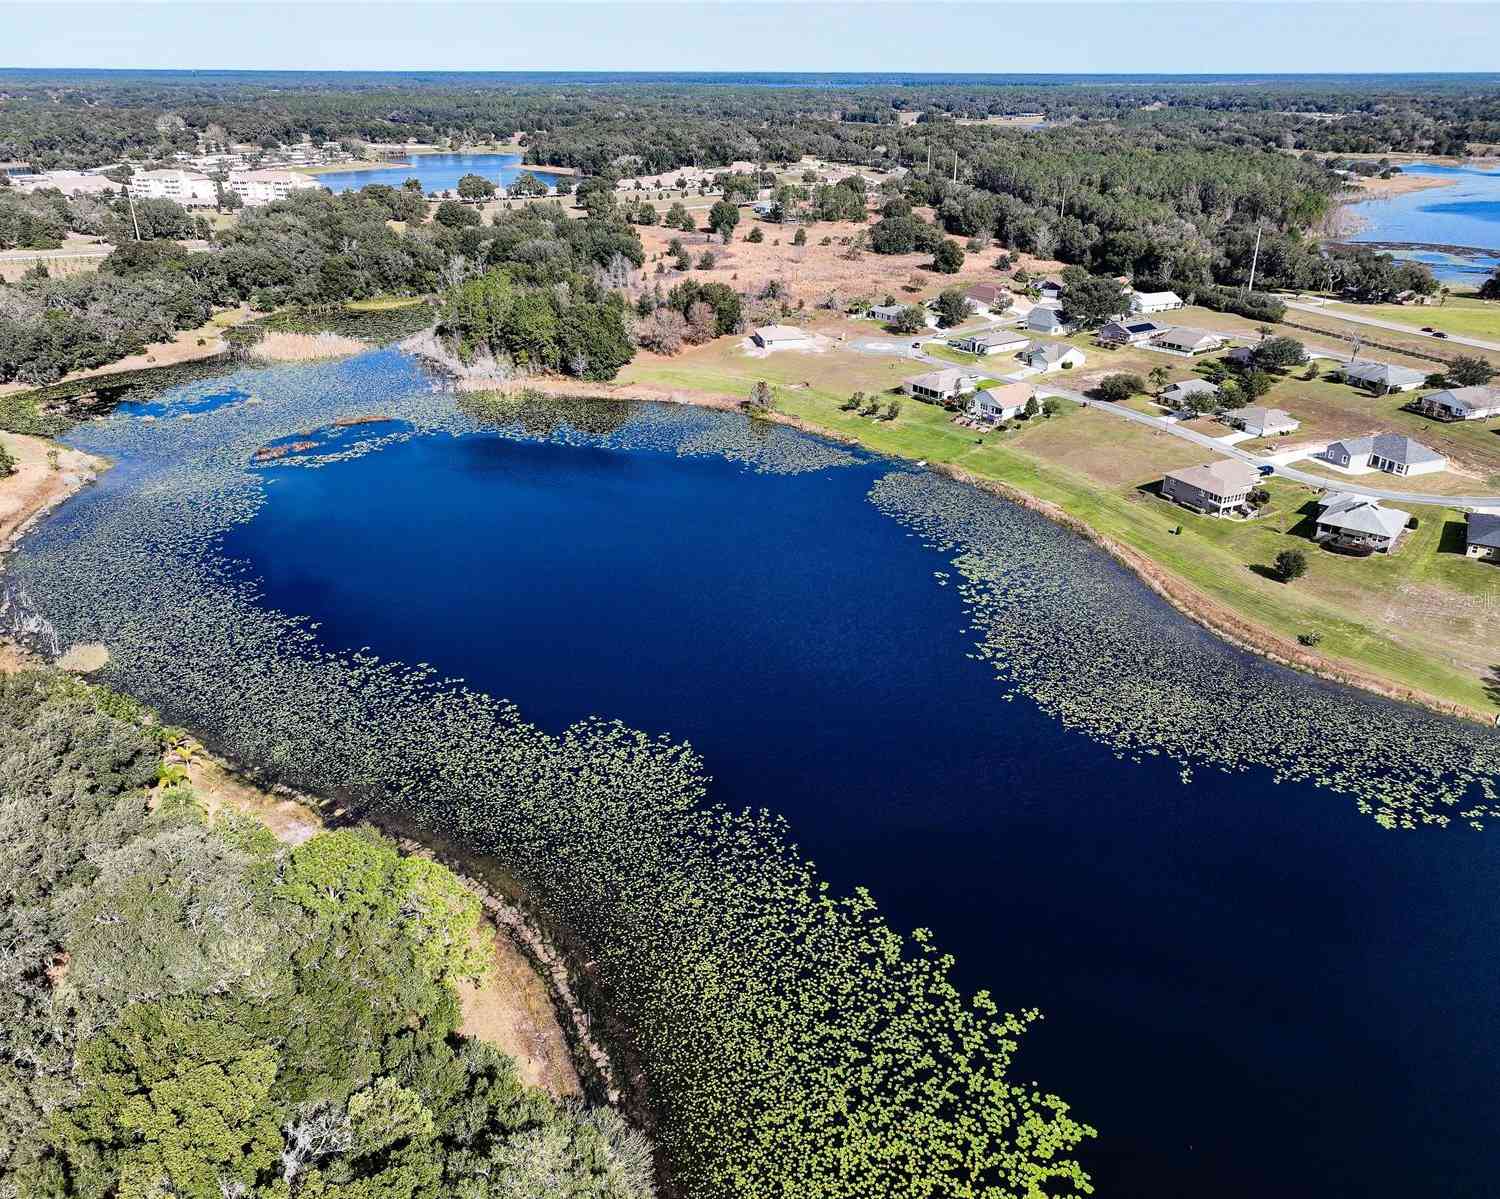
[1257,464,1275,477]
[1433,330,1449,339]
[1421,326,1435,333]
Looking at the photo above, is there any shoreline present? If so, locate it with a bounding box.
[1324,170,1459,239]
[466,374,1496,728]
[0,433,108,553]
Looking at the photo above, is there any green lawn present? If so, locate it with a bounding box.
[1327,296,1500,342]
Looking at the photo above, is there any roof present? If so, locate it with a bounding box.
[1100,319,1163,338]
[1224,346,1256,363]
[1317,493,1410,539]
[1164,458,1260,498]
[133,168,211,181]
[869,303,904,316]
[965,283,1009,305]
[1329,433,1444,467]
[1162,378,1218,398]
[1338,359,1427,388]
[907,367,968,392]
[1427,385,1500,414]
[1236,406,1298,431]
[1154,326,1221,351]
[1026,341,1079,364]
[972,382,1034,411]
[1039,277,1065,290]
[1027,306,1066,326]
[1132,290,1182,305]
[1467,512,1500,550]
[753,324,809,342]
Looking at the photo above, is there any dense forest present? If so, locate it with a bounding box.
[0,667,652,1199]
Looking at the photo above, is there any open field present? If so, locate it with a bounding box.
[618,329,1500,715]
[1326,296,1500,342]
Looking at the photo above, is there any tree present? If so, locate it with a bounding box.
[697,250,716,270]
[891,305,926,334]
[748,381,775,410]
[1479,269,1500,301]
[1023,395,1040,419]
[792,227,807,246]
[933,288,971,328]
[746,226,764,243]
[1148,365,1170,395]
[883,399,902,420]
[870,214,921,255]
[1094,373,1145,402]
[434,199,479,229]
[931,238,965,274]
[709,199,740,240]
[665,201,692,231]
[1059,265,1127,329]
[0,443,14,477]
[1251,336,1306,371]
[1446,355,1496,387]
[457,173,497,201]
[1274,549,1308,583]
[508,171,550,198]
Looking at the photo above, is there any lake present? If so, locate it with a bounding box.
[10,353,1500,1198]
[313,151,565,195]
[1350,161,1500,284]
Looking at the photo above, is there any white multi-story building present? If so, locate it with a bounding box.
[227,169,322,206]
[127,169,218,206]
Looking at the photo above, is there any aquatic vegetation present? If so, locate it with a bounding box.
[868,471,1500,830]
[6,350,1091,1198]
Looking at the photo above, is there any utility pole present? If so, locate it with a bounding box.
[952,150,958,183]
[127,190,142,242]
[1245,222,1263,295]
[926,140,932,171]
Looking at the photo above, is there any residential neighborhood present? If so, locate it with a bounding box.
[1160,458,1261,517]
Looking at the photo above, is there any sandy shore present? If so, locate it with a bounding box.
[1353,170,1459,199]
[0,432,106,549]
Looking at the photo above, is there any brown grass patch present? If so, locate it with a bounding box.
[251,330,369,362]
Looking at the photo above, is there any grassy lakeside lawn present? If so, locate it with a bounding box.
[1326,296,1500,342]
[622,340,1500,714]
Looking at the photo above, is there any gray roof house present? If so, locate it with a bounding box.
[1465,511,1500,561]
[1314,492,1411,554]
[948,329,1029,357]
[903,367,977,404]
[1160,458,1261,516]
[1320,433,1446,477]
[1022,342,1086,371]
[869,303,906,322]
[1416,386,1500,422]
[967,382,1035,424]
[1227,406,1300,438]
[1160,378,1219,406]
[1026,305,1071,334]
[1152,327,1226,355]
[1037,278,1065,300]
[1335,359,1427,394]
[751,324,811,349]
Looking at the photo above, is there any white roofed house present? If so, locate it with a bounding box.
[1313,493,1411,554]
[868,303,905,323]
[1415,386,1500,422]
[751,324,811,349]
[967,382,1035,425]
[1021,342,1085,372]
[1159,458,1261,517]
[903,367,977,405]
[227,168,322,206]
[947,330,1029,357]
[1159,378,1220,407]
[1319,433,1446,477]
[1151,327,1225,356]
[1129,289,1184,314]
[1225,407,1300,438]
[1333,359,1426,394]
[128,168,218,207]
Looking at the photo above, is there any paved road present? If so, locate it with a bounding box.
[1285,300,1500,354]
[1037,387,1500,508]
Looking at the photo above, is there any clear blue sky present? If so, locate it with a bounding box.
[6,2,1500,75]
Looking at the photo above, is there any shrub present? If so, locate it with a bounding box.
[1274,549,1308,582]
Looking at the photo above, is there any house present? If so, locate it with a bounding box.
[868,303,906,323]
[1313,492,1410,554]
[128,168,218,206]
[1334,359,1426,394]
[1465,511,1500,561]
[1022,342,1085,372]
[1129,289,1184,314]
[967,382,1035,424]
[1152,327,1225,356]
[904,368,977,404]
[1319,432,1446,477]
[1226,407,1300,438]
[963,282,1012,314]
[1160,378,1219,407]
[948,330,1029,357]
[1097,319,1165,347]
[1415,386,1500,422]
[226,169,321,206]
[1026,305,1072,335]
[1222,346,1257,368]
[751,324,811,349]
[1160,459,1261,516]
[1036,278,1065,301]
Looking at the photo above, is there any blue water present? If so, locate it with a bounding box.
[219,428,1500,1199]
[314,152,564,196]
[1351,162,1500,283]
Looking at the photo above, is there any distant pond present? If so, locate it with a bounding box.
[1349,161,1500,284]
[314,151,565,195]
[8,352,1500,1199]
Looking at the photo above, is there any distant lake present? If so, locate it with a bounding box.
[1350,162,1500,284]
[16,353,1499,1199]
[314,151,565,196]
